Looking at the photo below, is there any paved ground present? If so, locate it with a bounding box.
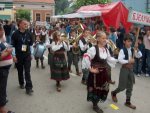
[6,56,150,113]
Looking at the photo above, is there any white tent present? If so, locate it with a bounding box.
[51,11,101,18]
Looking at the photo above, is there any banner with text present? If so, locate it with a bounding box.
[128,10,150,26]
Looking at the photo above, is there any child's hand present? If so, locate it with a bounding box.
[90,67,99,74]
[13,56,17,63]
[6,48,13,54]
[129,58,135,64]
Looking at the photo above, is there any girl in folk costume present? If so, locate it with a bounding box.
[51,31,70,92]
[67,29,81,76]
[41,26,48,43]
[82,31,117,113]
[35,26,41,36]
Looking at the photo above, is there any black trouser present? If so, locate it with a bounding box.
[16,55,33,90]
[67,51,79,73]
[0,67,10,107]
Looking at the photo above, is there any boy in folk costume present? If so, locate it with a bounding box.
[111,34,142,109]
[82,31,117,113]
[51,31,70,92]
[79,28,93,85]
[67,29,81,75]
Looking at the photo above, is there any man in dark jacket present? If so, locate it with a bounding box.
[11,19,34,95]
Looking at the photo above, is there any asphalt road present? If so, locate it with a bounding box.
[6,56,150,113]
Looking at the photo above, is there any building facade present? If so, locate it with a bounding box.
[14,0,55,22]
[112,0,149,13]
[0,0,14,20]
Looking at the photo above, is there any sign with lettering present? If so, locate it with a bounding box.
[36,21,46,26]
[128,10,150,26]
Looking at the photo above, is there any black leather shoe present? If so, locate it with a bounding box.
[26,89,34,95]
[93,106,103,113]
[20,85,25,89]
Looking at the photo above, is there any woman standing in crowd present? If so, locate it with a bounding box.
[0,24,14,113]
[133,36,145,77]
[109,27,118,45]
[51,31,70,92]
[82,31,117,113]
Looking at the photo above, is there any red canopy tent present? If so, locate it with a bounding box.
[77,1,132,32]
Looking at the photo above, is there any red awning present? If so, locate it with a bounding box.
[77,1,132,32]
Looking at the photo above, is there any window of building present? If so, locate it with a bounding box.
[36,13,41,21]
[21,5,24,7]
[46,14,50,22]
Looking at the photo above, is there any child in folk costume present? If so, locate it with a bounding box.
[67,29,81,76]
[51,31,70,92]
[79,28,93,85]
[33,35,46,69]
[82,31,117,113]
[35,26,41,36]
[111,34,142,109]
[41,26,48,43]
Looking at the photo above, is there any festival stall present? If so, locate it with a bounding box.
[77,1,132,32]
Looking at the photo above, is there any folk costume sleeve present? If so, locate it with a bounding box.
[82,47,96,69]
[134,50,142,58]
[79,40,88,51]
[106,48,118,68]
[62,41,69,51]
[51,42,62,51]
[45,38,51,48]
[118,49,129,64]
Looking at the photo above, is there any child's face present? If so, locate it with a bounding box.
[138,39,142,44]
[36,36,40,41]
[124,40,132,48]
[71,32,76,37]
[84,30,91,38]
[97,34,107,46]
[0,29,4,38]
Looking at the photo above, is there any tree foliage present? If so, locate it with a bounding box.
[73,0,112,9]
[16,9,31,21]
[55,0,70,14]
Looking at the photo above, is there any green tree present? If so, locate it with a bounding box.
[55,0,70,14]
[16,9,31,21]
[73,0,112,9]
